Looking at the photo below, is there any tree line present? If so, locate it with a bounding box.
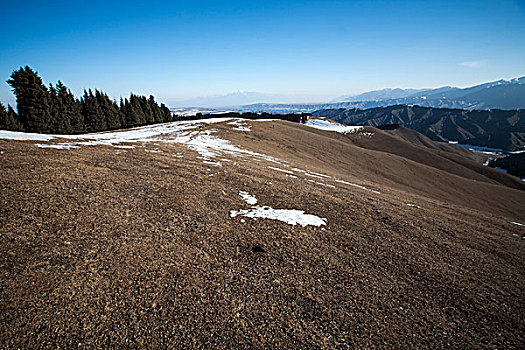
[0,66,173,134]
[186,111,309,123]
[0,66,310,134]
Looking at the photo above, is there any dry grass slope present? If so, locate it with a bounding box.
[0,119,524,348]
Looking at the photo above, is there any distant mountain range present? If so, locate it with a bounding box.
[166,91,321,108]
[331,78,525,104]
[231,77,525,113]
[331,88,428,102]
[313,105,525,152]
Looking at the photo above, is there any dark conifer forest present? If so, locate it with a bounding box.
[489,153,525,178]
[0,66,309,134]
[0,66,173,134]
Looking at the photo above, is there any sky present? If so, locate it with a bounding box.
[1,0,524,107]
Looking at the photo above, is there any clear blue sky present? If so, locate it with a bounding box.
[1,0,524,106]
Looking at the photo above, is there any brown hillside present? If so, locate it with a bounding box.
[0,119,524,348]
[224,121,524,218]
[381,125,485,162]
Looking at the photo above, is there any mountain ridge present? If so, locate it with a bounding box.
[231,76,525,112]
[313,105,525,152]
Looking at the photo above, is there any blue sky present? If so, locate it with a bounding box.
[1,0,524,106]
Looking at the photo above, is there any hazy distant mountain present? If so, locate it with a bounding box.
[167,91,320,108]
[332,88,428,102]
[313,105,525,151]
[166,91,271,108]
[236,77,525,113]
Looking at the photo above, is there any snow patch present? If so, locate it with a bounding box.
[233,126,251,132]
[307,179,336,188]
[202,160,222,166]
[35,143,80,149]
[307,171,331,179]
[304,119,363,134]
[228,119,252,132]
[230,207,326,227]
[268,166,295,175]
[334,179,380,194]
[231,191,326,227]
[239,191,258,205]
[305,172,326,179]
[0,130,56,141]
[511,221,525,227]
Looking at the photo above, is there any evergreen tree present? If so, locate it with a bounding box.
[0,103,9,130]
[48,83,62,132]
[0,103,7,129]
[129,94,146,126]
[56,81,83,133]
[160,103,172,122]
[82,89,106,132]
[122,97,138,127]
[118,97,127,127]
[95,90,120,130]
[148,95,162,123]
[0,103,23,131]
[6,66,52,133]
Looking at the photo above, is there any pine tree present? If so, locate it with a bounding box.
[48,83,61,132]
[118,98,127,127]
[0,103,23,131]
[129,94,146,126]
[81,89,106,132]
[0,103,8,129]
[6,66,52,133]
[148,96,161,123]
[95,90,120,130]
[122,97,138,127]
[160,103,172,122]
[56,81,83,133]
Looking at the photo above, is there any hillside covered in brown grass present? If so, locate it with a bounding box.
[1,118,524,348]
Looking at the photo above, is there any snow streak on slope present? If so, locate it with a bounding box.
[0,130,55,141]
[0,118,283,166]
[1,118,382,196]
[304,118,363,134]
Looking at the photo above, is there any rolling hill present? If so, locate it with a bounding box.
[0,118,524,348]
[313,105,525,152]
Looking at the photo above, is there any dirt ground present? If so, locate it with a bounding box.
[0,120,524,348]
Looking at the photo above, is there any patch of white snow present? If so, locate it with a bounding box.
[239,191,258,205]
[35,143,80,149]
[406,203,421,208]
[268,166,295,175]
[304,119,363,134]
[0,130,56,141]
[230,207,326,227]
[334,179,380,194]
